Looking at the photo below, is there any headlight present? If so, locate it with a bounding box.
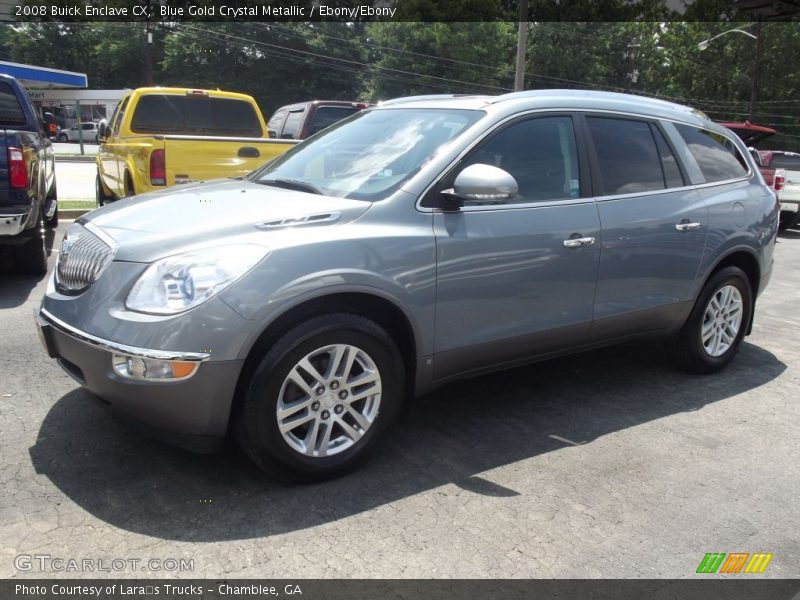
[126,244,269,315]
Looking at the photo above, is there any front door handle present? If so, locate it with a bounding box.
[563,236,596,248]
[675,222,702,232]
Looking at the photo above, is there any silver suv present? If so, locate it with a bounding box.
[36,91,779,480]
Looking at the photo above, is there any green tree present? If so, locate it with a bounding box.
[362,22,517,100]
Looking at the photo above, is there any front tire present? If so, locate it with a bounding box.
[668,266,752,374]
[236,314,405,481]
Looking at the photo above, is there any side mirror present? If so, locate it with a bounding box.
[97,121,108,141]
[442,163,518,206]
[267,128,277,139]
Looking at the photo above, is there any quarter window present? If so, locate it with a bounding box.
[651,124,684,188]
[461,116,581,203]
[267,108,287,134]
[675,124,748,183]
[587,117,666,195]
[280,109,305,139]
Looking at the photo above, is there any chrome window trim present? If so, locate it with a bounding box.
[38,308,210,362]
[415,107,753,214]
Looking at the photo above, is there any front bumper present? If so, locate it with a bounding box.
[35,308,243,453]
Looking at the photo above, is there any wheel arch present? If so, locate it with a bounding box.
[230,290,420,427]
[699,248,761,335]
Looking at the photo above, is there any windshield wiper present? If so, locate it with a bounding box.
[256,178,322,195]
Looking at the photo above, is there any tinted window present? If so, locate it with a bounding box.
[769,153,800,170]
[267,108,287,132]
[463,116,580,203]
[308,106,359,136]
[651,124,684,188]
[111,96,130,135]
[587,117,665,195]
[0,82,25,124]
[130,95,262,137]
[281,109,305,139]
[81,123,96,130]
[676,124,748,183]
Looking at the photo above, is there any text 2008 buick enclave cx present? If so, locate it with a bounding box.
[36,91,778,480]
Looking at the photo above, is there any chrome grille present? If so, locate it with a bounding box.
[55,223,115,294]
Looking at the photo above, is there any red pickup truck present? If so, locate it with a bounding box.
[720,122,794,228]
[266,100,371,140]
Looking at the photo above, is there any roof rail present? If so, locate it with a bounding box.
[378,94,486,106]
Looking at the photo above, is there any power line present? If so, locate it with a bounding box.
[181,23,512,94]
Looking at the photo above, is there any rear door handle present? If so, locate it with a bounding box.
[675,222,701,231]
[563,236,596,248]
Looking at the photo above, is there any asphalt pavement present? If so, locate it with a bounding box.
[1,223,799,579]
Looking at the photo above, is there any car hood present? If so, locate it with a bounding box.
[85,179,371,262]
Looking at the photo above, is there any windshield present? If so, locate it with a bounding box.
[252,108,484,201]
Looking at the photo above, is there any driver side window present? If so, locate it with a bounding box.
[461,116,581,205]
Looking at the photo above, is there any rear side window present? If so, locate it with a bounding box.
[307,106,359,136]
[587,117,665,195]
[675,124,748,183]
[0,82,25,124]
[280,109,305,139]
[130,95,262,137]
[267,108,287,133]
[769,153,800,170]
[109,96,129,135]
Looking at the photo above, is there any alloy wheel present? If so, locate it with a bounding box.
[701,284,743,357]
[276,344,382,457]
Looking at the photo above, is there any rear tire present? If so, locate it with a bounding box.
[123,173,134,197]
[667,266,752,374]
[45,184,58,229]
[236,313,405,482]
[95,173,113,207]
[12,214,48,276]
[778,211,800,231]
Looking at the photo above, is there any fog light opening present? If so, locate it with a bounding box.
[112,354,200,380]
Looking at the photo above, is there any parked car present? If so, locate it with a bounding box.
[267,100,371,140]
[720,122,791,225]
[0,74,57,274]
[57,121,100,143]
[37,90,778,480]
[95,87,297,205]
[759,150,800,230]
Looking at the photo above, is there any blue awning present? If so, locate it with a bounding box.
[0,61,87,89]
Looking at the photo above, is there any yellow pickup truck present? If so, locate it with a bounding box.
[95,87,297,204]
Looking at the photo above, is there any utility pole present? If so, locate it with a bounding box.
[514,0,529,91]
[75,99,84,156]
[144,0,154,86]
[749,21,763,122]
